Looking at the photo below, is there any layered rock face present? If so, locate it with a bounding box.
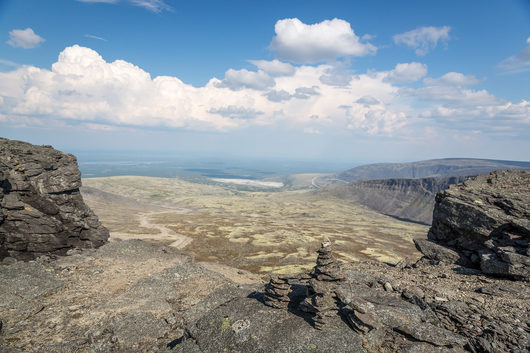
[425,169,529,279]
[0,138,109,261]
[322,175,469,224]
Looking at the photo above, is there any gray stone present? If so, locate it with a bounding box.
[427,170,530,280]
[413,238,461,264]
[0,138,109,261]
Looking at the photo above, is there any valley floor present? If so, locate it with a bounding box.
[82,175,429,274]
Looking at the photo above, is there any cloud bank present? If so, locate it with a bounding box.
[0,18,528,141]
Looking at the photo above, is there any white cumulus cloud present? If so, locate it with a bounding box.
[393,26,451,56]
[7,28,45,49]
[384,62,427,84]
[270,18,376,63]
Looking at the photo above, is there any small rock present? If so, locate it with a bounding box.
[414,239,461,264]
[383,282,393,292]
[231,319,250,333]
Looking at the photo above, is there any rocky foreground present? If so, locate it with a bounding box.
[0,237,528,352]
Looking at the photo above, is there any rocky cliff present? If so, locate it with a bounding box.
[0,138,109,261]
[420,170,529,280]
[321,176,469,224]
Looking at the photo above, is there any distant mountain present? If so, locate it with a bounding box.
[333,158,530,183]
[319,176,469,225]
[314,158,530,225]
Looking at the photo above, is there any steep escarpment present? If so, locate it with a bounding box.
[334,158,530,183]
[420,170,530,280]
[321,176,468,224]
[0,138,109,261]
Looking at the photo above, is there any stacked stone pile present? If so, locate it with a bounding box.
[263,275,291,309]
[304,239,346,329]
[311,239,345,281]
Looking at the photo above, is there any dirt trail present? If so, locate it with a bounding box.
[111,209,193,249]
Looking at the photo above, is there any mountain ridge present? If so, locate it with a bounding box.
[332,158,530,183]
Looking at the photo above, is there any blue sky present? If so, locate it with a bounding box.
[0,0,529,163]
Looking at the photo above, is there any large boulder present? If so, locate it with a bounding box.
[427,170,529,279]
[0,138,109,261]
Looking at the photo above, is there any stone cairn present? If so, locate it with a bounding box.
[262,239,346,329]
[306,239,345,330]
[264,274,291,309]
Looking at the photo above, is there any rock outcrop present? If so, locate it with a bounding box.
[424,170,529,279]
[0,138,109,261]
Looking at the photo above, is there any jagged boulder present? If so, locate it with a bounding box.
[0,138,109,261]
[426,170,529,279]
